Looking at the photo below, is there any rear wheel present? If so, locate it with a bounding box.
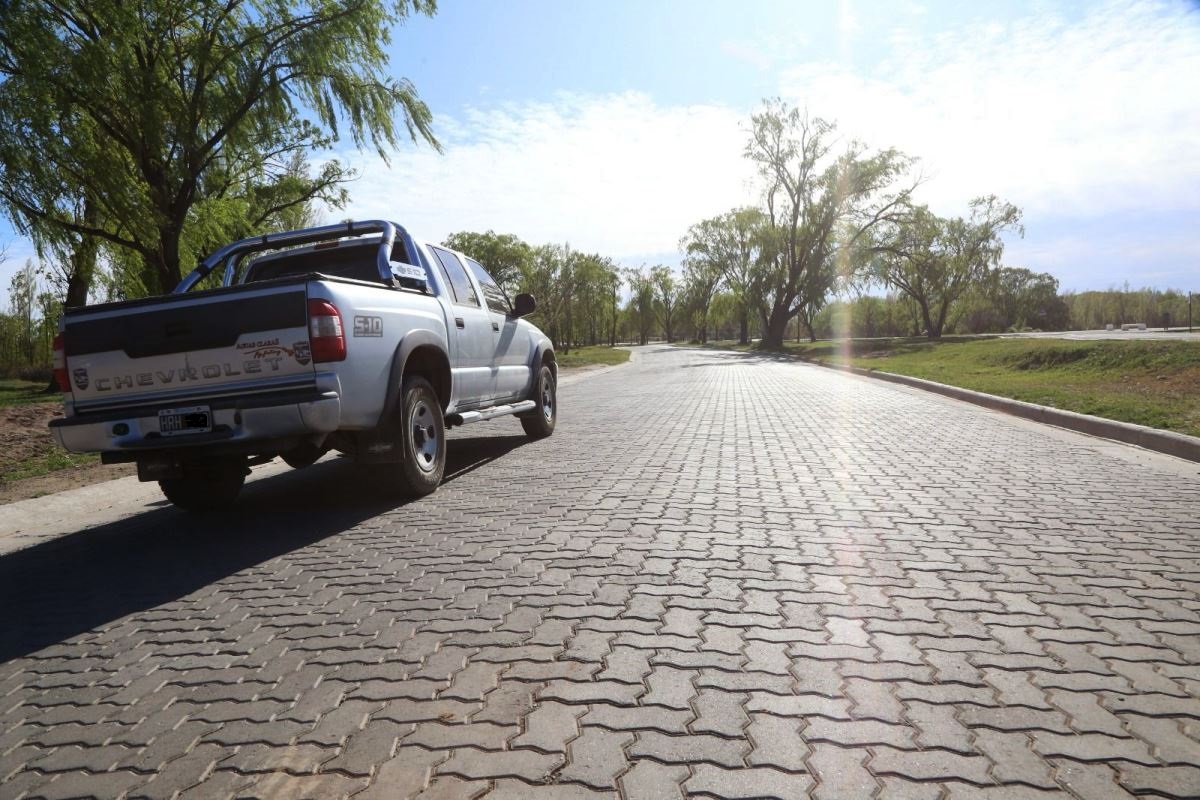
[392,376,446,496]
[158,458,247,513]
[520,363,557,439]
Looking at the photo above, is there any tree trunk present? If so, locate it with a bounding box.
[760,304,791,350]
[150,224,184,295]
[919,301,941,339]
[65,199,99,310]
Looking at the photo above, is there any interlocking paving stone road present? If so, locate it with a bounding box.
[2,345,1199,800]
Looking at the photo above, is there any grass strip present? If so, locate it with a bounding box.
[557,346,631,370]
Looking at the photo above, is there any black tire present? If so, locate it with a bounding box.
[521,363,557,439]
[158,458,247,513]
[392,376,446,496]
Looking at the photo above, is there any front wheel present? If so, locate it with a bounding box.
[158,458,247,513]
[392,376,446,496]
[521,363,557,439]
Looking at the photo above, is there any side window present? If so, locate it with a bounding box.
[465,258,511,315]
[430,247,480,307]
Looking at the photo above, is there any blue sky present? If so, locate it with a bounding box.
[3,0,1199,294]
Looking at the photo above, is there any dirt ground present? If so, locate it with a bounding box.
[0,402,133,504]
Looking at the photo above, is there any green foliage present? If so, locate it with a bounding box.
[872,197,1023,339]
[1063,287,1193,330]
[443,230,533,292]
[555,346,631,369]
[2,448,98,484]
[788,337,1200,436]
[680,208,765,344]
[0,379,51,405]
[745,100,914,348]
[0,0,438,295]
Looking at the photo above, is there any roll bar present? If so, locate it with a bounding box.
[173,220,419,293]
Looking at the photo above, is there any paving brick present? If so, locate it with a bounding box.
[512,701,581,753]
[628,730,747,769]
[438,746,563,783]
[807,743,878,800]
[685,763,814,799]
[1030,731,1155,765]
[124,743,226,800]
[296,700,374,753]
[1117,764,1200,798]
[233,769,370,798]
[1046,689,1126,736]
[1051,759,1138,800]
[973,729,1056,789]
[875,777,945,800]
[596,647,652,685]
[904,700,973,752]
[353,745,446,799]
[870,745,992,784]
[24,768,147,799]
[746,712,808,771]
[642,667,697,710]
[485,778,616,798]
[615,759,687,799]
[402,721,516,751]
[558,727,633,789]
[1124,715,1200,766]
[804,716,915,749]
[581,704,692,734]
[690,688,749,737]
[539,679,644,705]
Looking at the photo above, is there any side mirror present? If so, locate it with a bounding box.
[512,293,536,318]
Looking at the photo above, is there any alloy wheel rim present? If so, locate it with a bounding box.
[411,398,438,472]
[541,376,555,422]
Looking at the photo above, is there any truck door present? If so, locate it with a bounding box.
[429,246,494,406]
[464,257,530,402]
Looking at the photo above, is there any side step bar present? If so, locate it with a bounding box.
[445,400,537,428]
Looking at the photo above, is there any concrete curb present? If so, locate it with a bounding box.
[807,359,1200,464]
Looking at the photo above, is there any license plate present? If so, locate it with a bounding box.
[158,405,212,436]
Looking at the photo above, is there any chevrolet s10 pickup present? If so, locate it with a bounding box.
[50,220,557,511]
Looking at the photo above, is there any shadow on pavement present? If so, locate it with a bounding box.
[0,432,529,664]
[673,346,809,367]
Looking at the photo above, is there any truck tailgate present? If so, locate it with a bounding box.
[63,281,316,412]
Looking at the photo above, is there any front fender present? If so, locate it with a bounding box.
[379,329,450,428]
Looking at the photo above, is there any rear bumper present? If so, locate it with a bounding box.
[50,386,341,455]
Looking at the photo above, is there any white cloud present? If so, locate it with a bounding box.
[330,92,755,259]
[777,0,1200,219]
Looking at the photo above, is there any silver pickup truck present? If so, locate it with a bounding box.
[50,220,557,511]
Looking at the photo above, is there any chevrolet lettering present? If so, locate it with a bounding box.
[50,220,557,512]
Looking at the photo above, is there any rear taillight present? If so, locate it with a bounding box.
[52,333,70,392]
[308,299,346,363]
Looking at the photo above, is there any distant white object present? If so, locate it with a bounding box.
[1119,323,1147,331]
[1106,324,1114,331]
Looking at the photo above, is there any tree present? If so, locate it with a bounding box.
[443,230,533,292]
[7,259,37,365]
[625,267,656,346]
[0,0,439,295]
[680,256,723,343]
[873,196,1022,339]
[745,101,913,348]
[681,208,764,344]
[649,265,680,343]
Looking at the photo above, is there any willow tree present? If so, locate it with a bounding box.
[0,0,440,296]
[746,101,913,348]
[872,196,1022,339]
[681,207,766,345]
